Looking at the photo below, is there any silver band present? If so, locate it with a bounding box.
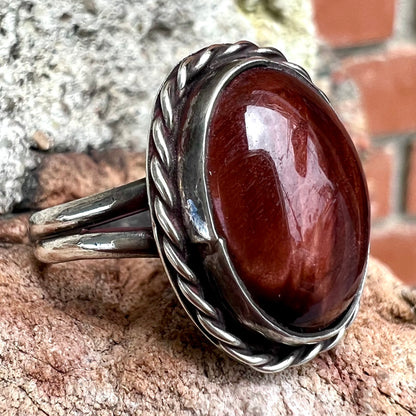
[29,179,158,263]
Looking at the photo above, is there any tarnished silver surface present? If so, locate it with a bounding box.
[29,41,367,373]
[146,41,368,372]
[29,179,157,262]
[34,230,156,263]
[30,180,148,240]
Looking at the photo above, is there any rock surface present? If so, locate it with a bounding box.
[0,150,415,415]
[0,0,316,213]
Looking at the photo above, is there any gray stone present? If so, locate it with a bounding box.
[0,0,316,213]
[0,119,36,212]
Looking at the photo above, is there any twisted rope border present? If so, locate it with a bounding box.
[147,41,349,373]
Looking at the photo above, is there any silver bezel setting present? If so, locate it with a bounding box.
[146,41,367,373]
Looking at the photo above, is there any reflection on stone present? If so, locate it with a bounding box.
[207,67,370,332]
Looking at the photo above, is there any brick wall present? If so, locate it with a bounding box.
[312,0,416,285]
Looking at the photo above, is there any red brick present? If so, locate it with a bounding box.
[336,49,416,135]
[407,141,416,215]
[316,78,370,151]
[362,147,394,220]
[371,224,416,285]
[333,84,371,152]
[313,0,395,48]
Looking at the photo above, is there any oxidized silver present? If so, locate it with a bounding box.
[29,41,368,373]
[147,41,367,372]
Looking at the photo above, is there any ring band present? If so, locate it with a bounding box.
[29,41,370,373]
[30,179,157,262]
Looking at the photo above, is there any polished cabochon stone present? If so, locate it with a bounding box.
[207,66,370,332]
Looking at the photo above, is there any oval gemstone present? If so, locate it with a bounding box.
[207,66,370,332]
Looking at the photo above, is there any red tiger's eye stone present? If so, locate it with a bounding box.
[207,67,370,332]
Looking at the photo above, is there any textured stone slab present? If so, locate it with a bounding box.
[0,150,414,415]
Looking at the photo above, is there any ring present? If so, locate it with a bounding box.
[29,41,370,373]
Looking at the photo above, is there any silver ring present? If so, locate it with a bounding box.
[29,41,370,373]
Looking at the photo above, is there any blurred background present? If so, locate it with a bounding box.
[0,0,415,284]
[312,0,416,286]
